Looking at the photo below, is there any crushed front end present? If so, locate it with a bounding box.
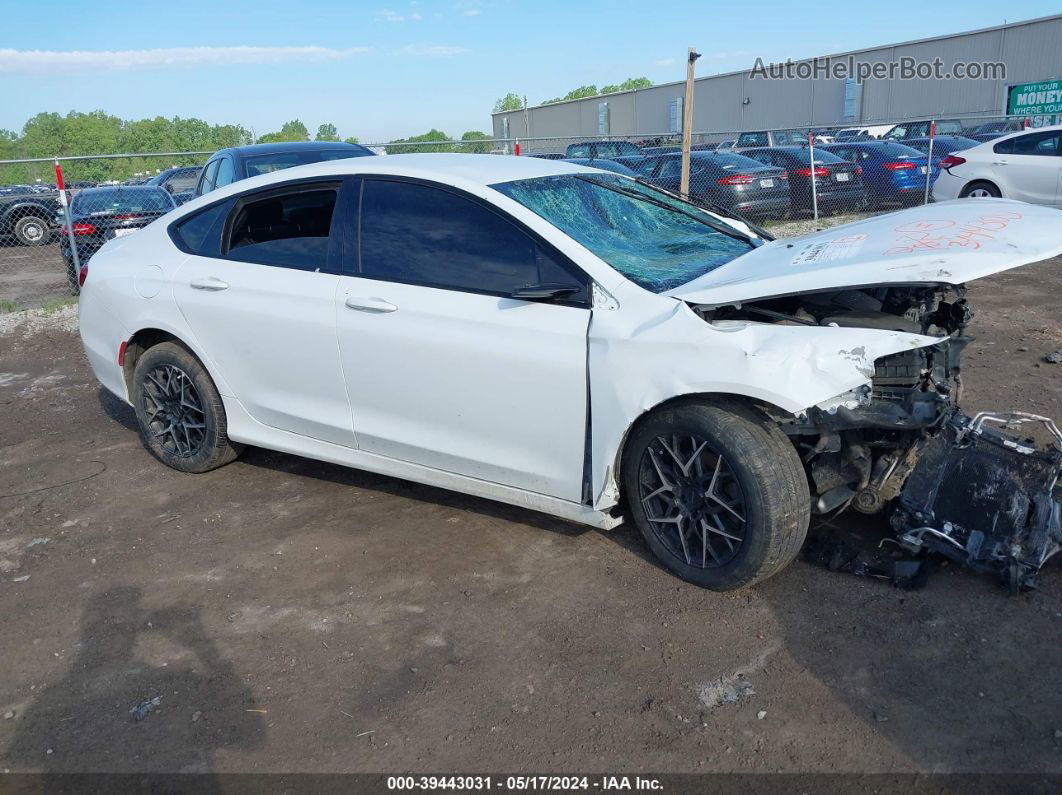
[701,282,1062,591]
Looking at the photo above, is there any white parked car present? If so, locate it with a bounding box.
[78,155,1062,591]
[932,124,1062,205]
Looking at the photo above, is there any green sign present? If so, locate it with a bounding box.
[1007,79,1062,116]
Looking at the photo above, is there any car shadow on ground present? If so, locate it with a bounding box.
[5,587,266,778]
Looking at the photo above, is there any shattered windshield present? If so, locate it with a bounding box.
[491,174,755,293]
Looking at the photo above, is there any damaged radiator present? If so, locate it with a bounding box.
[890,411,1062,593]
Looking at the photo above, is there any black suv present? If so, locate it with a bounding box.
[195,141,375,197]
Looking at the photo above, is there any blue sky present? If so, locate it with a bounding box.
[1,0,1058,142]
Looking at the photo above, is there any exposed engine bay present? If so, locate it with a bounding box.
[695,284,1062,592]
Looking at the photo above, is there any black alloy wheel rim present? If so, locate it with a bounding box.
[637,433,747,568]
[142,364,207,457]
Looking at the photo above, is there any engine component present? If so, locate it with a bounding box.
[890,411,1062,593]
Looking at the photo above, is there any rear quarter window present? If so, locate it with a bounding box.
[170,201,229,257]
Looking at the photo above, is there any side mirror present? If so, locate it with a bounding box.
[511,283,582,301]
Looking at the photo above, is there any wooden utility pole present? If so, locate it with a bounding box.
[680,47,701,199]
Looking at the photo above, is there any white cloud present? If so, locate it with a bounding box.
[377,8,406,21]
[401,44,468,56]
[410,11,423,20]
[0,45,371,75]
[462,8,480,15]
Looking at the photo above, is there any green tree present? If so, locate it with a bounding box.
[562,85,598,101]
[493,93,524,113]
[259,119,309,143]
[459,130,492,154]
[387,128,454,154]
[316,123,339,141]
[619,77,652,91]
[343,136,360,144]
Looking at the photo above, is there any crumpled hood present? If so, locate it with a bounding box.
[668,199,1062,307]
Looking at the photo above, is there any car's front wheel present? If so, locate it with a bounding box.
[131,342,243,473]
[622,400,810,590]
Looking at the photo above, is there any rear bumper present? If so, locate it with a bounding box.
[78,284,131,403]
[732,195,791,215]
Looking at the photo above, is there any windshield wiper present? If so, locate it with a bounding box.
[576,175,761,248]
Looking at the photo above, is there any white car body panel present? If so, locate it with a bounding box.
[77,154,1062,529]
[932,124,1062,206]
[335,276,590,501]
[667,199,1062,307]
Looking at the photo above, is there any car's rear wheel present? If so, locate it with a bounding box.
[13,215,49,246]
[131,342,243,473]
[960,181,1001,199]
[622,400,810,590]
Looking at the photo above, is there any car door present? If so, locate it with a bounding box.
[335,177,591,501]
[172,178,356,447]
[993,132,1061,204]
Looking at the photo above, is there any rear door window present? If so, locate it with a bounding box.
[358,178,587,301]
[171,201,229,256]
[223,183,339,270]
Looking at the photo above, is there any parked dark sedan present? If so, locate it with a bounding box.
[148,166,202,202]
[819,141,936,208]
[195,141,375,197]
[562,158,637,176]
[738,146,865,215]
[901,135,979,164]
[60,186,175,293]
[564,140,646,169]
[634,151,790,219]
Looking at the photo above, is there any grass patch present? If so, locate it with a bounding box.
[40,298,78,315]
[0,300,17,314]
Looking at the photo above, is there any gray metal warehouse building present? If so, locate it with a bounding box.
[491,14,1062,141]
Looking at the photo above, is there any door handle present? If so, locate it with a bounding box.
[190,277,229,291]
[345,296,397,313]
[992,160,1008,166]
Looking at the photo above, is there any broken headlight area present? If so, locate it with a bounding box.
[716,283,1062,593]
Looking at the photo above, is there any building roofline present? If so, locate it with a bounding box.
[491,13,1062,117]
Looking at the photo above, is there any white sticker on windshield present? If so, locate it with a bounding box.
[791,234,867,265]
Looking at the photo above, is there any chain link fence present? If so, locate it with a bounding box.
[1,114,1052,312]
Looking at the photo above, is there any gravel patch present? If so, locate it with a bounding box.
[0,303,78,336]
[764,211,875,239]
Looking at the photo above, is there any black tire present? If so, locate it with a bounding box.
[13,215,49,246]
[960,180,1001,199]
[622,399,810,590]
[131,341,243,473]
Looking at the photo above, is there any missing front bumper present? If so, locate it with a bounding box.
[890,411,1062,593]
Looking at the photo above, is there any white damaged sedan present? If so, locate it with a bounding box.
[79,154,1062,590]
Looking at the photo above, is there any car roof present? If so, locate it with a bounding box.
[175,154,601,211]
[218,141,368,156]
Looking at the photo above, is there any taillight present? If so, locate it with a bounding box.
[939,154,966,169]
[117,340,128,366]
[794,167,829,178]
[72,222,96,235]
[855,166,863,176]
[717,174,755,185]
[78,264,88,287]
[883,161,916,170]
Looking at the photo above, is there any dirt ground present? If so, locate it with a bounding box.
[1,257,1062,777]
